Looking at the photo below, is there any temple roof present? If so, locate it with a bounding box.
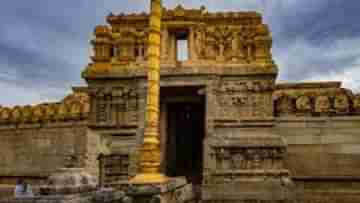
[107,5,262,25]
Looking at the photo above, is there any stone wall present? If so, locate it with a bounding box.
[295,178,360,203]
[0,91,97,185]
[0,122,88,185]
[84,129,102,179]
[276,116,360,177]
[0,190,125,203]
[275,116,360,202]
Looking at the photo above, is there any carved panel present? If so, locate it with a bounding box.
[112,27,149,63]
[99,154,129,186]
[91,86,138,126]
[215,80,274,120]
[193,24,272,63]
[213,147,286,171]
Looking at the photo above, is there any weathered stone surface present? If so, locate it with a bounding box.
[1,4,360,203]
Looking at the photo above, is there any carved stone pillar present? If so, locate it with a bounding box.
[238,42,247,63]
[161,28,169,60]
[169,34,176,61]
[217,43,225,61]
[137,44,145,61]
[231,35,238,62]
[189,27,197,61]
[247,42,254,63]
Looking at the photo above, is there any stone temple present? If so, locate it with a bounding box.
[1,5,360,203]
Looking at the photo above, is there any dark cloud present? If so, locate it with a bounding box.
[0,0,359,106]
[263,0,360,86]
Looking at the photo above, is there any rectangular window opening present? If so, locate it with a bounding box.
[176,31,189,61]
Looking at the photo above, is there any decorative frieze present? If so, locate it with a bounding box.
[212,147,286,171]
[273,83,358,117]
[0,92,89,125]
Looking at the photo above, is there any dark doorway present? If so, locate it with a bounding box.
[165,101,205,185]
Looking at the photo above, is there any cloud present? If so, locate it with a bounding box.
[0,0,359,106]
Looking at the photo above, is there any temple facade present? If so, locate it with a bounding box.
[1,5,360,203]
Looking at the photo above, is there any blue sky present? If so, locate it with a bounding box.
[0,0,359,106]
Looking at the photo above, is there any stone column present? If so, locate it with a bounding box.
[231,35,238,62]
[161,28,169,60]
[189,27,197,61]
[169,34,176,61]
[130,0,167,184]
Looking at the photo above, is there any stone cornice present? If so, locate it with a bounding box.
[82,63,278,80]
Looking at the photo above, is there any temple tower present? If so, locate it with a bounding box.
[82,5,295,202]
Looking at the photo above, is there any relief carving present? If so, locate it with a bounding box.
[32,105,45,123]
[112,27,149,63]
[100,154,130,184]
[93,86,138,126]
[21,106,32,123]
[315,96,331,115]
[231,152,246,169]
[295,96,312,116]
[215,147,286,171]
[239,26,256,63]
[275,96,295,116]
[192,24,272,64]
[10,107,21,123]
[56,103,70,121]
[274,86,360,117]
[194,25,206,59]
[354,95,360,113]
[92,25,112,62]
[334,94,349,114]
[216,80,274,120]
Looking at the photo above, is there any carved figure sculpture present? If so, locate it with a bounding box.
[44,104,57,121]
[70,102,82,120]
[194,26,206,59]
[56,103,69,121]
[296,96,312,115]
[21,106,32,123]
[354,95,360,113]
[0,108,9,124]
[315,96,331,115]
[334,94,349,114]
[275,96,294,116]
[231,152,245,169]
[32,105,44,123]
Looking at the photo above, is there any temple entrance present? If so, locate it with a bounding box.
[160,87,205,185]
